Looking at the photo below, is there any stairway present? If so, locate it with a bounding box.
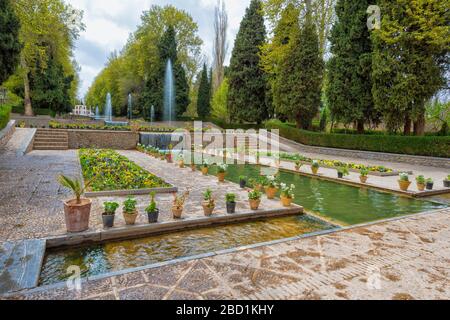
[33,129,69,150]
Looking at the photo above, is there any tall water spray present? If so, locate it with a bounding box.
[95,106,100,119]
[150,105,155,124]
[163,59,176,122]
[127,93,132,120]
[105,93,113,122]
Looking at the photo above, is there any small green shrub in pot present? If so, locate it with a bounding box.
[416,175,426,191]
[226,193,237,214]
[102,202,119,228]
[426,178,434,191]
[444,175,450,188]
[123,197,138,225]
[360,168,369,183]
[202,189,215,216]
[311,160,320,174]
[145,192,159,223]
[239,176,247,188]
[398,173,411,191]
[337,167,350,179]
[248,190,262,210]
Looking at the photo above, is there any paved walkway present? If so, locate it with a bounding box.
[6,208,450,300]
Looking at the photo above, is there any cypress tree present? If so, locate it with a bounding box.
[275,6,324,129]
[197,64,211,119]
[0,0,21,84]
[228,0,268,124]
[372,0,449,135]
[326,0,378,133]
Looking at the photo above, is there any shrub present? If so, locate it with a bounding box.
[0,105,11,130]
[265,119,450,158]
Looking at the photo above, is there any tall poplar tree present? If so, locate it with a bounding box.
[228,0,268,124]
[0,0,21,84]
[326,0,377,133]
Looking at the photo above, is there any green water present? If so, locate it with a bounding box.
[40,215,331,285]
[206,164,446,225]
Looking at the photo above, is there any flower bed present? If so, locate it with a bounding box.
[79,149,170,192]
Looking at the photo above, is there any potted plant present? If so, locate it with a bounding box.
[416,175,426,191]
[102,201,119,228]
[280,183,295,207]
[360,168,369,184]
[226,193,237,214]
[217,164,228,182]
[295,160,302,171]
[202,189,215,216]
[398,173,411,191]
[444,175,450,188]
[58,175,92,233]
[264,175,279,199]
[248,190,262,210]
[337,167,350,179]
[239,176,247,189]
[145,192,159,223]
[166,152,173,163]
[172,191,189,219]
[190,162,196,172]
[201,160,209,175]
[177,154,185,168]
[123,197,138,225]
[426,178,434,191]
[311,160,320,175]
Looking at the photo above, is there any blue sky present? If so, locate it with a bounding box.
[66,0,251,98]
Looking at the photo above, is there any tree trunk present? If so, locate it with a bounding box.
[403,116,411,135]
[357,120,365,134]
[413,113,425,136]
[21,55,33,116]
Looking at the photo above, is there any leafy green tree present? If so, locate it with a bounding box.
[211,77,229,123]
[326,0,378,133]
[31,55,73,114]
[275,6,324,129]
[228,0,268,124]
[0,0,21,84]
[196,64,211,119]
[372,0,449,135]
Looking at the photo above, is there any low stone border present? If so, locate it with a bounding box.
[44,205,303,249]
[84,186,178,198]
[0,120,16,147]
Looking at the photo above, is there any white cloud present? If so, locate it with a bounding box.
[66,0,250,98]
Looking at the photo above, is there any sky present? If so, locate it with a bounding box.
[66,0,251,99]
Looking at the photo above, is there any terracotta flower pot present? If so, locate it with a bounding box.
[295,166,301,171]
[123,210,138,225]
[265,187,278,199]
[280,196,293,207]
[360,176,368,184]
[254,184,263,192]
[178,160,185,168]
[217,172,226,182]
[172,206,183,219]
[311,167,319,175]
[249,199,261,210]
[166,154,173,163]
[398,180,411,191]
[63,198,92,233]
[417,183,425,191]
[202,202,215,216]
[201,167,209,175]
[191,164,196,172]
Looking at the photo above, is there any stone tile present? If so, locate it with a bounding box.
[118,284,168,300]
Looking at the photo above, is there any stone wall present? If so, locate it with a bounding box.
[68,130,139,150]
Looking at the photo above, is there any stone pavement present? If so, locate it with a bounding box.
[6,208,450,300]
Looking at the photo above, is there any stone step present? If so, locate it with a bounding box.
[34,142,68,147]
[34,145,68,150]
[0,240,46,294]
[34,137,69,143]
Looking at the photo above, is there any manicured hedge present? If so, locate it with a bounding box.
[0,105,11,130]
[265,120,450,158]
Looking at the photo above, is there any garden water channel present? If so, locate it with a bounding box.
[39,164,446,286]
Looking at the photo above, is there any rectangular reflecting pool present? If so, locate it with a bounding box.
[206,164,447,225]
[40,215,332,285]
